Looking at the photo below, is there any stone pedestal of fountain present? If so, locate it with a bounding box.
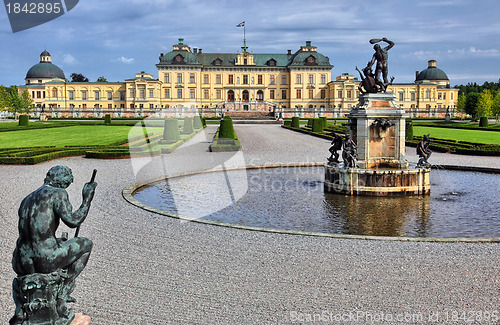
[325,93,431,196]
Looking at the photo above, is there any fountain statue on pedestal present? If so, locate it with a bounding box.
[10,166,96,325]
[416,134,433,168]
[324,38,431,196]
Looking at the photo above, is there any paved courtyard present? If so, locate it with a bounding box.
[0,125,499,324]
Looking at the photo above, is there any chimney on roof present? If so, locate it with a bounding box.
[193,48,198,54]
[287,49,292,55]
[198,48,202,54]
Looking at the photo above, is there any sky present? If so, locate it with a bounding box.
[1,0,500,87]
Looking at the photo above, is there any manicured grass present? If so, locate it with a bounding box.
[413,126,500,145]
[0,125,162,148]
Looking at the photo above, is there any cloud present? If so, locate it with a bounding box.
[63,54,78,65]
[117,56,135,64]
[408,47,500,60]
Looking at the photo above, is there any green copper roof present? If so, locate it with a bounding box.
[416,67,449,81]
[26,62,65,80]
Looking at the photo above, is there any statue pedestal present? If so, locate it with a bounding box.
[349,93,409,169]
[11,270,81,325]
[325,93,431,196]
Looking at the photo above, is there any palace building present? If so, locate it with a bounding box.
[18,40,458,118]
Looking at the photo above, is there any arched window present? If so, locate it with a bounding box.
[242,90,249,101]
[227,90,235,102]
[52,88,58,98]
[257,90,264,101]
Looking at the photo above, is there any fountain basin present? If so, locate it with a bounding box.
[324,165,431,196]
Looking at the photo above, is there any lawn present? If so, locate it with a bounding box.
[0,125,163,148]
[413,126,500,145]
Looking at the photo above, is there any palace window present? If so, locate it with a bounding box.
[282,89,287,99]
[107,91,113,100]
[258,75,263,85]
[139,89,145,99]
[216,89,221,99]
[309,89,314,99]
[82,104,86,108]
[150,104,154,109]
[337,90,342,98]
[281,75,287,85]
[203,74,209,84]
[177,73,183,84]
[81,91,87,100]
[296,89,301,99]
[108,104,112,109]
[68,90,74,100]
[94,90,100,100]
[149,89,154,98]
[321,74,326,84]
[309,74,314,84]
[411,92,416,101]
[228,74,234,84]
[270,89,275,99]
[399,92,404,101]
[190,89,195,99]
[347,90,352,98]
[296,74,302,84]
[177,89,182,99]
[243,75,249,85]
[52,88,58,98]
[320,89,326,99]
[165,89,170,99]
[216,74,222,84]
[204,89,209,99]
[270,75,275,85]
[438,92,442,100]
[164,73,170,83]
[190,73,195,83]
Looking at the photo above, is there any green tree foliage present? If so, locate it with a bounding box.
[96,76,108,82]
[3,86,34,115]
[71,73,89,82]
[492,91,500,120]
[464,92,480,119]
[456,92,467,115]
[477,89,493,117]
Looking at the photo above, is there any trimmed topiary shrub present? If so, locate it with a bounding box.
[406,118,413,140]
[479,117,489,127]
[291,116,300,128]
[104,114,111,124]
[182,117,194,134]
[201,117,207,127]
[320,116,327,128]
[307,119,313,127]
[193,116,203,129]
[162,118,181,143]
[283,120,292,127]
[219,117,236,139]
[312,118,324,133]
[18,115,29,127]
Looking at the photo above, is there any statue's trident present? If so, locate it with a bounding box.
[74,169,97,238]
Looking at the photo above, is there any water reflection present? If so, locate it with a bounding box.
[133,167,500,238]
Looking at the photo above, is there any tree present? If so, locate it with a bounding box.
[7,86,34,116]
[477,89,493,117]
[464,92,480,119]
[96,76,108,82]
[0,85,10,109]
[71,73,89,82]
[492,90,500,120]
[456,92,467,115]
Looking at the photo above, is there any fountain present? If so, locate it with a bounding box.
[324,38,431,196]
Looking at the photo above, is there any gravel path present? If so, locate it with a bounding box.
[0,125,499,324]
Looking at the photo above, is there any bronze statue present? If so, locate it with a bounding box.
[342,134,358,168]
[10,166,97,325]
[355,65,378,94]
[368,38,395,92]
[416,134,432,168]
[328,132,343,164]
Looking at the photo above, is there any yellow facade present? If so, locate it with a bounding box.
[18,47,458,118]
